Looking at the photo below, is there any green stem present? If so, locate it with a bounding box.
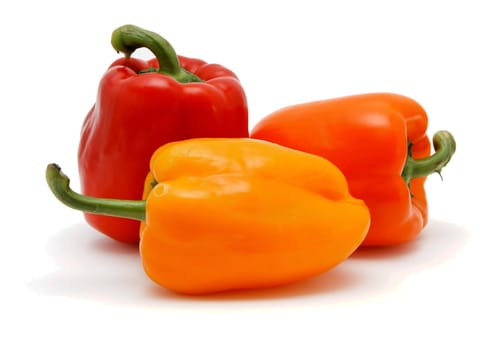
[111,24,202,83]
[46,164,146,221]
[401,130,456,184]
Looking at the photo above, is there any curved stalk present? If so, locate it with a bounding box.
[402,130,456,184]
[111,24,202,83]
[46,164,146,221]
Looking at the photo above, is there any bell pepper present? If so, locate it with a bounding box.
[78,25,249,244]
[46,138,370,295]
[251,93,456,246]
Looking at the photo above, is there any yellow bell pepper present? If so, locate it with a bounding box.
[46,138,370,295]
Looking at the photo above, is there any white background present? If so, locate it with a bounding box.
[1,0,492,349]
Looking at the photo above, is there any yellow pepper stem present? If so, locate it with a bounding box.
[45,164,146,221]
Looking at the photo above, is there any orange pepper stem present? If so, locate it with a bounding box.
[111,24,202,83]
[401,130,456,184]
[45,164,146,221]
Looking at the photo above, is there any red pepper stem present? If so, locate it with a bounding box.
[111,24,202,83]
[401,130,456,183]
[46,164,146,221]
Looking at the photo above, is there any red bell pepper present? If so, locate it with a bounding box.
[78,24,249,244]
[251,93,456,246]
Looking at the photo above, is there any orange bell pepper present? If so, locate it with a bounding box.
[251,93,456,246]
[46,138,370,295]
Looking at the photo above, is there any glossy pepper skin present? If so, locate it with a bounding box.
[78,25,249,244]
[251,93,456,246]
[46,138,370,295]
